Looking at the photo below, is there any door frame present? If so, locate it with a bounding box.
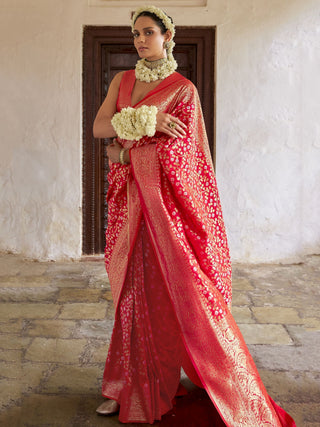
[82,25,216,254]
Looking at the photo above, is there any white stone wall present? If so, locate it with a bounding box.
[0,1,83,260]
[216,0,320,262]
[0,0,319,262]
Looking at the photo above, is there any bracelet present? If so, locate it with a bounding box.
[119,148,127,165]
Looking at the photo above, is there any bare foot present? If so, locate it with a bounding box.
[96,399,120,415]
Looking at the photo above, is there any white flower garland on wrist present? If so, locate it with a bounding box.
[111,105,158,141]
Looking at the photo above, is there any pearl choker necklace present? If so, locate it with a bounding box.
[135,56,177,83]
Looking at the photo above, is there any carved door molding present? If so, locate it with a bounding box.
[83,26,216,254]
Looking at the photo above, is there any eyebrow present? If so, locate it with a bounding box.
[133,27,155,32]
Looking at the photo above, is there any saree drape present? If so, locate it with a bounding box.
[101,70,296,426]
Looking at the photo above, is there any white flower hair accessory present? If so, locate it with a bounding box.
[131,5,176,56]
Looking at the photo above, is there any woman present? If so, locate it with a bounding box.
[93,5,296,426]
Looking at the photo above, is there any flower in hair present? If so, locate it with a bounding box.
[131,5,175,38]
[131,5,176,55]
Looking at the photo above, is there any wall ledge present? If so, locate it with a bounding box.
[88,0,207,7]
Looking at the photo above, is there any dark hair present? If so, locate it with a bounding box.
[134,11,173,35]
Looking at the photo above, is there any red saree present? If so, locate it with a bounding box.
[101,70,296,426]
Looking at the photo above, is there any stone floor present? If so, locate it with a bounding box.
[0,253,319,427]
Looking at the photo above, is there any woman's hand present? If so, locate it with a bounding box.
[106,139,130,164]
[156,112,187,139]
[106,139,122,163]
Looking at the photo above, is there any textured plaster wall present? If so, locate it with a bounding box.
[0,1,83,260]
[0,0,319,262]
[215,0,320,262]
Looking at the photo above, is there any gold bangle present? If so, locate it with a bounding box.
[119,148,127,165]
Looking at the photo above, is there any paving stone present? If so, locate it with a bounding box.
[59,303,107,320]
[281,403,320,426]
[252,307,302,324]
[0,253,318,426]
[298,305,320,318]
[82,394,200,426]
[0,335,31,350]
[57,288,103,303]
[232,290,251,306]
[88,275,109,289]
[249,328,320,371]
[251,342,320,371]
[0,379,22,410]
[108,304,115,317]
[74,396,134,426]
[231,277,254,290]
[0,349,22,362]
[46,262,87,276]
[259,369,320,404]
[0,362,21,379]
[305,254,320,269]
[25,319,76,338]
[101,289,114,301]
[231,306,255,323]
[0,303,59,319]
[0,286,58,302]
[0,361,49,395]
[90,342,109,363]
[238,324,293,345]
[0,319,23,333]
[53,278,89,288]
[18,394,80,426]
[0,275,52,288]
[19,262,48,276]
[20,362,51,392]
[43,365,102,394]
[25,338,87,363]
[75,319,114,339]
[300,316,320,330]
[0,254,24,276]
[237,263,306,283]
[249,280,319,307]
[72,396,121,426]
[0,405,21,427]
[80,259,106,274]
[250,292,319,313]
[287,325,320,346]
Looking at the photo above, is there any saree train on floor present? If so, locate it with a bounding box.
[101,70,296,426]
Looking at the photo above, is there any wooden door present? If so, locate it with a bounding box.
[83,26,215,254]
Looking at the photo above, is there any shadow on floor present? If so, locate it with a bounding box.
[0,380,225,427]
[95,380,225,427]
[154,386,225,427]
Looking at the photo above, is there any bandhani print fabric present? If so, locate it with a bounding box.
[101,70,296,426]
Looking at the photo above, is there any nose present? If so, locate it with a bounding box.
[137,34,145,43]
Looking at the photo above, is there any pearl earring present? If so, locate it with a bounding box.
[163,41,170,49]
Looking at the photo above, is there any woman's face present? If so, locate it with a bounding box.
[133,16,171,61]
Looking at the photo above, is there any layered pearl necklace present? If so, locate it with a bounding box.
[135,56,177,83]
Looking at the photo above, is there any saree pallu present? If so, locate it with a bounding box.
[101,70,296,426]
